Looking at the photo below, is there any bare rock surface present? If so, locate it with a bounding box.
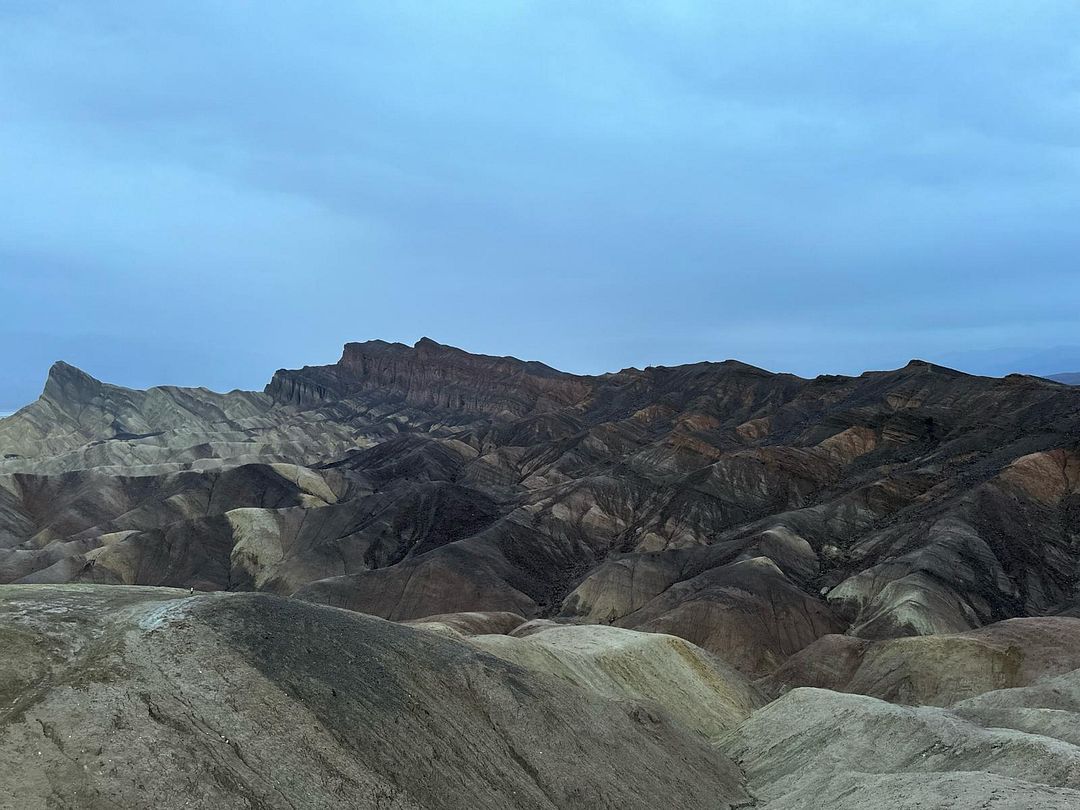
[4,583,1078,809]
[724,685,1080,809]
[0,584,749,810]
[404,609,528,637]
[763,616,1080,705]
[4,329,1080,810]
[467,623,765,741]
[3,339,1080,684]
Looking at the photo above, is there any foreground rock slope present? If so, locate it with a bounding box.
[0,585,748,809]
[723,685,1080,809]
[6,586,1080,809]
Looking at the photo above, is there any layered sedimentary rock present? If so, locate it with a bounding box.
[762,616,1080,705]
[0,585,747,809]
[2,340,1080,676]
[266,338,591,416]
[6,339,1080,808]
[0,361,360,476]
[723,685,1080,809]
[6,585,1079,809]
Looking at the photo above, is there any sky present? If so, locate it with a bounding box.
[2,1,1080,410]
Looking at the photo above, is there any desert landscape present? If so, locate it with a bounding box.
[5,2,1080,807]
[3,338,1080,808]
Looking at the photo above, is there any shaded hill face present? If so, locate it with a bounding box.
[723,682,1080,808]
[761,616,1080,706]
[3,339,1080,675]
[0,586,746,809]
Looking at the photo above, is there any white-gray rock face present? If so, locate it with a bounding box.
[724,686,1080,809]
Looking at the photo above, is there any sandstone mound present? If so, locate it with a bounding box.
[952,666,1080,747]
[405,609,528,637]
[467,623,765,741]
[724,686,1080,809]
[763,616,1080,705]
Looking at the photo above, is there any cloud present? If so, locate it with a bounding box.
[1,1,1079,408]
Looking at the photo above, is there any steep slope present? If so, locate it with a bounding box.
[0,584,748,809]
[0,361,359,475]
[723,685,1080,809]
[7,582,1076,810]
[762,616,1080,705]
[466,623,765,741]
[266,337,591,418]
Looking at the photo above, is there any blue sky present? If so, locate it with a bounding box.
[3,2,1080,409]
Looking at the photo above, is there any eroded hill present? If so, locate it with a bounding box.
[4,339,1080,807]
[3,339,1078,673]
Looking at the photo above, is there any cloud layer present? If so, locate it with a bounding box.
[2,2,1079,408]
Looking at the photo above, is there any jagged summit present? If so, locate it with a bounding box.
[21,345,1045,425]
[339,336,575,378]
[0,360,277,466]
[268,337,591,415]
[41,359,105,405]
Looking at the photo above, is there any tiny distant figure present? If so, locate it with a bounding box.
[189,587,194,596]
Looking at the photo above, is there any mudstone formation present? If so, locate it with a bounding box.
[2,338,1080,808]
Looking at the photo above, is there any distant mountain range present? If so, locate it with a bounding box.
[935,345,1080,378]
[1048,372,1080,385]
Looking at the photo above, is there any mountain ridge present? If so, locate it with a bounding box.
[13,338,1028,422]
[5,338,1080,808]
[3,337,1079,656]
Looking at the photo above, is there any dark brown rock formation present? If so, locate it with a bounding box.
[266,337,591,416]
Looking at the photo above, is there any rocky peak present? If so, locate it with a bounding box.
[41,361,106,408]
[899,359,967,375]
[269,338,592,417]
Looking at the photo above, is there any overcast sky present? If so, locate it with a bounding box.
[3,2,1080,410]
